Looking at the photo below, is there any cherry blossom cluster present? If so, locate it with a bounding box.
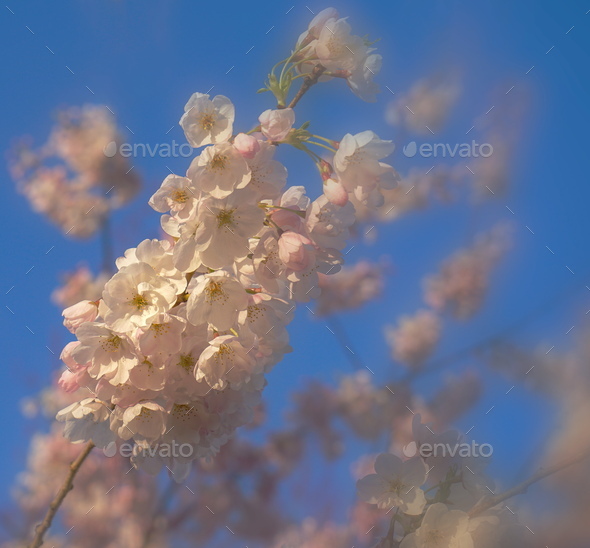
[424,224,510,319]
[262,7,383,105]
[356,416,525,547]
[54,8,398,480]
[316,259,385,315]
[9,105,139,237]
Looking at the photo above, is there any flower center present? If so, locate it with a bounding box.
[388,479,405,494]
[171,188,189,203]
[200,113,216,131]
[101,334,122,352]
[130,293,149,310]
[209,153,228,171]
[216,208,235,228]
[178,353,194,372]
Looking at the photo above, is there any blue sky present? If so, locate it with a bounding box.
[1,0,590,524]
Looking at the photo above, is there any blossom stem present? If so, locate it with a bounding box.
[306,140,337,154]
[285,64,327,109]
[467,449,590,517]
[28,441,95,548]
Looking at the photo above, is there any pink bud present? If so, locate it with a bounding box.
[259,108,295,142]
[270,207,305,232]
[278,231,315,271]
[63,300,98,333]
[60,341,83,369]
[324,178,349,206]
[233,133,261,159]
[58,369,81,393]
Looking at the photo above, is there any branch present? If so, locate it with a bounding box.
[28,441,94,548]
[468,449,590,517]
[286,64,327,109]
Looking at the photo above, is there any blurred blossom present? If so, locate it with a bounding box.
[271,519,353,548]
[385,309,441,368]
[316,260,385,315]
[353,166,453,226]
[51,265,109,308]
[9,105,140,238]
[424,224,511,319]
[386,77,461,134]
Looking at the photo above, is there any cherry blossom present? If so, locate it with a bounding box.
[357,453,428,514]
[180,92,235,147]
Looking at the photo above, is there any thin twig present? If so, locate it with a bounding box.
[468,449,590,517]
[28,441,95,548]
[285,64,327,109]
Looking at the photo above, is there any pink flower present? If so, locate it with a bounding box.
[270,207,305,233]
[323,177,349,206]
[258,108,295,142]
[60,341,86,371]
[233,132,261,159]
[62,300,99,333]
[58,369,81,393]
[278,231,315,271]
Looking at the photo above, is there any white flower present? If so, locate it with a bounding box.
[138,313,186,357]
[186,271,249,331]
[187,142,251,199]
[56,398,115,448]
[113,401,167,442]
[149,174,196,220]
[166,215,207,273]
[127,355,167,391]
[102,262,179,332]
[252,231,286,294]
[334,131,399,207]
[196,335,258,390]
[72,322,138,385]
[116,238,187,293]
[307,7,339,39]
[196,192,265,269]
[245,141,287,199]
[357,453,428,515]
[307,194,355,250]
[258,108,295,142]
[347,53,382,102]
[315,18,367,72]
[400,503,473,548]
[180,92,234,148]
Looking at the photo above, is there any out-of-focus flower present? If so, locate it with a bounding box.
[357,453,428,514]
[386,78,461,134]
[10,105,140,237]
[316,260,384,316]
[52,265,109,308]
[385,309,441,368]
[424,224,510,319]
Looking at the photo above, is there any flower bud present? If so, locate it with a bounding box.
[63,300,98,333]
[233,132,261,159]
[259,108,295,142]
[323,177,349,206]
